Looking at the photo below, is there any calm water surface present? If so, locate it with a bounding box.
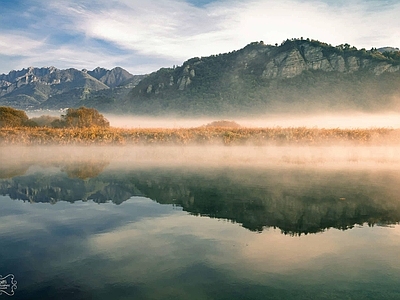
[1,146,400,299]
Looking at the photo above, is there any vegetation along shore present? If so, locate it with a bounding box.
[1,106,399,146]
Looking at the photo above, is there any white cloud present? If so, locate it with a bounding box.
[0,33,44,56]
[28,46,130,69]
[0,0,399,74]
[48,0,400,60]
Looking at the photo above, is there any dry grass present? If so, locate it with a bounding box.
[0,126,399,146]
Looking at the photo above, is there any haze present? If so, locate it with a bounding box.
[2,145,400,173]
[103,113,400,129]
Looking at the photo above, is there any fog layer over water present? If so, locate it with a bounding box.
[2,145,400,170]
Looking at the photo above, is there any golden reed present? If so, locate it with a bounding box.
[1,126,399,146]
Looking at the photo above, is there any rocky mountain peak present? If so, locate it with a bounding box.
[87,67,134,88]
[0,66,136,109]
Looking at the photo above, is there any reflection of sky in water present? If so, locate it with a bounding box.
[1,195,400,299]
[1,145,400,299]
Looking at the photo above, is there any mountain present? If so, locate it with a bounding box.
[2,39,400,115]
[67,74,147,111]
[0,66,141,110]
[115,39,400,116]
[87,67,134,88]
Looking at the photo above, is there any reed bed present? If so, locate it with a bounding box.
[0,126,399,146]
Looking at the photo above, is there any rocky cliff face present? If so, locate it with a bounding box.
[259,42,399,78]
[135,40,400,96]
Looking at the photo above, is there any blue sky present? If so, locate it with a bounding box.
[0,0,399,75]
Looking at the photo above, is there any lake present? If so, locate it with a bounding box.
[1,146,400,299]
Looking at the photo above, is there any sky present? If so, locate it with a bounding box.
[0,0,399,75]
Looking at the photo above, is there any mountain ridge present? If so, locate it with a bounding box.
[121,39,400,115]
[1,38,400,115]
[0,66,139,109]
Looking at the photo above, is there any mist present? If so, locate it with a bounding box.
[2,145,400,174]
[104,112,400,129]
[25,109,400,129]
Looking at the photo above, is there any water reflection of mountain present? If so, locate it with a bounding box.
[0,172,142,205]
[1,166,400,235]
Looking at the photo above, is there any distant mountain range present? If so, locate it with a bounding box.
[1,38,400,115]
[0,66,145,110]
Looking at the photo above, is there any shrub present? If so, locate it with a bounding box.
[0,106,31,127]
[58,107,110,128]
[204,120,241,128]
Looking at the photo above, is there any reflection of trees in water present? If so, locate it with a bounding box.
[0,147,111,180]
[1,166,400,235]
[0,165,30,179]
[0,146,113,176]
[62,160,109,179]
